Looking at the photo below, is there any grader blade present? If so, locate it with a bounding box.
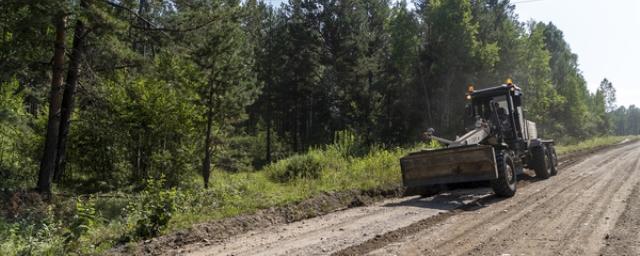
[400,145,498,188]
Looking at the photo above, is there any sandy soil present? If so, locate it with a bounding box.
[177,141,640,256]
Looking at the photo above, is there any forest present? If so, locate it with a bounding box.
[0,0,637,254]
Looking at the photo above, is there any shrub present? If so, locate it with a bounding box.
[269,153,323,182]
[126,178,177,240]
[0,80,40,190]
[328,130,366,157]
[93,194,130,220]
[63,198,97,251]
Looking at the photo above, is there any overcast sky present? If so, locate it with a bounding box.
[267,0,640,107]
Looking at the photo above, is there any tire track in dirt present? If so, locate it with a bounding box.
[458,149,639,256]
[337,145,633,256]
[599,170,640,256]
[554,155,640,255]
[363,141,640,256]
[471,150,636,255]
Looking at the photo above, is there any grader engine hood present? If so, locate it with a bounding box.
[400,144,499,187]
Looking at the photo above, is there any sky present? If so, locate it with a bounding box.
[514,0,640,107]
[267,0,640,107]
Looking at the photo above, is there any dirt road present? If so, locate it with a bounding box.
[186,141,640,256]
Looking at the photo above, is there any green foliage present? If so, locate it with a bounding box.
[0,220,66,256]
[3,0,625,192]
[129,178,177,240]
[329,130,364,157]
[0,192,67,255]
[0,80,40,189]
[540,22,593,138]
[268,153,323,182]
[608,105,640,136]
[215,134,289,171]
[2,0,638,253]
[517,22,564,136]
[63,198,97,251]
[415,0,493,136]
[67,76,198,190]
[555,136,637,155]
[215,136,261,172]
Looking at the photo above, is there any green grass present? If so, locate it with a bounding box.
[168,142,434,230]
[555,135,638,155]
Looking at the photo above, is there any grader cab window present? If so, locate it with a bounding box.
[473,95,510,120]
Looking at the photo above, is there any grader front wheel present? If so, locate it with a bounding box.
[491,150,517,197]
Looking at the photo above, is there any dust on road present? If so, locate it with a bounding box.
[185,141,640,256]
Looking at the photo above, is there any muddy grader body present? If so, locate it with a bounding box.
[401,82,558,197]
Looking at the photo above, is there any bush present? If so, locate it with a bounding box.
[328,130,366,157]
[125,178,177,240]
[93,194,130,220]
[0,192,67,255]
[63,198,97,251]
[0,80,40,190]
[269,153,323,182]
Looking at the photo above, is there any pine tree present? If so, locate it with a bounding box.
[37,11,67,195]
[381,0,421,144]
[183,0,260,188]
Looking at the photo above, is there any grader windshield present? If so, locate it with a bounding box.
[471,95,510,121]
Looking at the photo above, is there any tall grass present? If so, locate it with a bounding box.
[170,139,438,230]
[555,135,638,155]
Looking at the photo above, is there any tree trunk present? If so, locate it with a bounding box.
[37,14,67,195]
[265,114,272,163]
[202,88,214,189]
[55,1,87,183]
[417,61,433,126]
[135,0,149,56]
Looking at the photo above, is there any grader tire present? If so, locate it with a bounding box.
[491,150,517,197]
[548,145,559,176]
[532,145,552,179]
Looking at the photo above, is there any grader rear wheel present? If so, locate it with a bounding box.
[532,145,552,179]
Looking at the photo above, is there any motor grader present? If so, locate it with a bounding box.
[400,80,558,197]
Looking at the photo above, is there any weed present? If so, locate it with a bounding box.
[118,177,177,242]
[268,153,323,182]
[555,135,638,155]
[63,198,97,251]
